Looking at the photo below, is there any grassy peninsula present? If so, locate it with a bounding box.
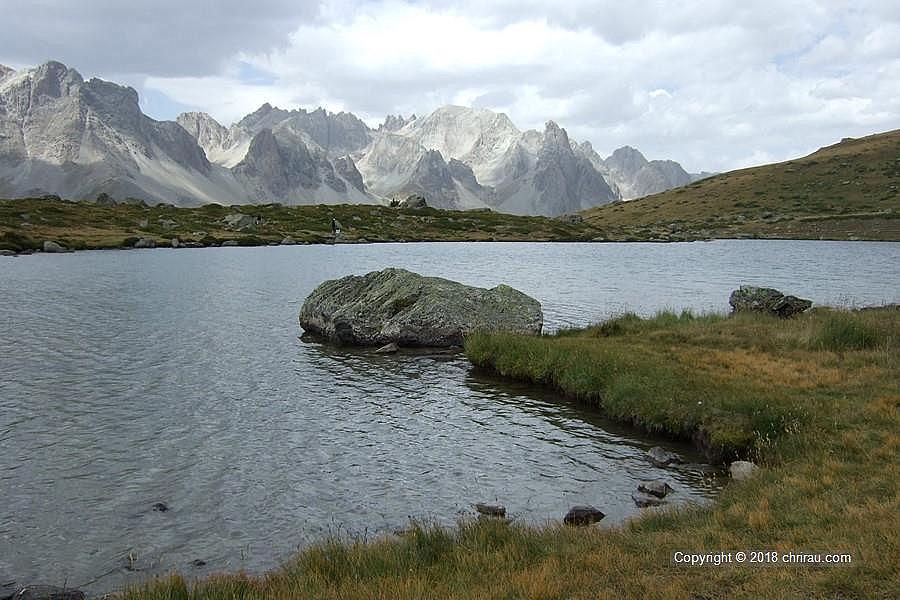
[121,306,898,599]
[584,129,900,241]
[0,198,597,252]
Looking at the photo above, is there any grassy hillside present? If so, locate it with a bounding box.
[584,129,900,241]
[0,198,597,252]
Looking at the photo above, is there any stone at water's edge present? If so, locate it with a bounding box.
[638,480,674,498]
[564,505,605,525]
[647,446,683,467]
[729,285,812,318]
[299,268,543,347]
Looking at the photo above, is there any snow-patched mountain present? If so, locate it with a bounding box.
[0,61,375,206]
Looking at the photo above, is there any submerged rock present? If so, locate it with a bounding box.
[564,505,605,526]
[647,447,683,467]
[638,480,674,498]
[729,286,812,318]
[632,491,667,508]
[4,586,84,600]
[299,268,542,347]
[474,503,507,518]
[152,502,169,512]
[375,342,399,354]
[729,460,759,481]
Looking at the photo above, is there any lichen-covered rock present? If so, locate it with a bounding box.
[299,268,542,347]
[729,286,812,318]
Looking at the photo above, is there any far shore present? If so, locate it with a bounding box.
[2,196,897,257]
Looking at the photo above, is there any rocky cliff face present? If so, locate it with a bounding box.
[1,61,705,211]
[531,121,617,214]
[0,61,242,204]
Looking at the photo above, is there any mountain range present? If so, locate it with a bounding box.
[0,61,707,215]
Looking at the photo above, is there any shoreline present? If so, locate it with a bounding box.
[8,305,895,599]
[3,235,898,259]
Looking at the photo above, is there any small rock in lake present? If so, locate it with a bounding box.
[474,503,506,518]
[375,342,399,354]
[191,559,206,568]
[637,480,674,498]
[729,460,759,481]
[647,446,683,467]
[632,491,667,508]
[152,502,169,512]
[5,585,85,600]
[564,505,605,526]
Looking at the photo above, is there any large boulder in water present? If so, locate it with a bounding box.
[729,285,812,318]
[299,268,543,347]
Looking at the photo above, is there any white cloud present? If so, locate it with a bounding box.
[4,1,898,172]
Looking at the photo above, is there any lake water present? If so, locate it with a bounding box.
[1,240,898,594]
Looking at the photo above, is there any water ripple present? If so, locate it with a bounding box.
[0,241,897,593]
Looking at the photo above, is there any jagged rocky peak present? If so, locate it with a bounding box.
[380,113,415,132]
[606,146,649,176]
[540,120,570,151]
[238,102,291,131]
[0,64,15,80]
[177,111,227,142]
[30,61,85,100]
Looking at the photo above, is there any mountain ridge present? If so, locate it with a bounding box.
[1,60,706,215]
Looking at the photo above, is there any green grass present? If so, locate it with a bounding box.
[0,197,600,251]
[115,306,899,598]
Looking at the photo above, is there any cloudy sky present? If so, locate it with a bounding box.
[3,0,899,172]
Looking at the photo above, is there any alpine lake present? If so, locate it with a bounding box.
[1,239,898,594]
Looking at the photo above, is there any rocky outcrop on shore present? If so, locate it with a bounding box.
[299,268,543,347]
[729,286,812,318]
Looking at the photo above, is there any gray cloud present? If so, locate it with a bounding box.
[2,0,321,77]
[2,1,898,172]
